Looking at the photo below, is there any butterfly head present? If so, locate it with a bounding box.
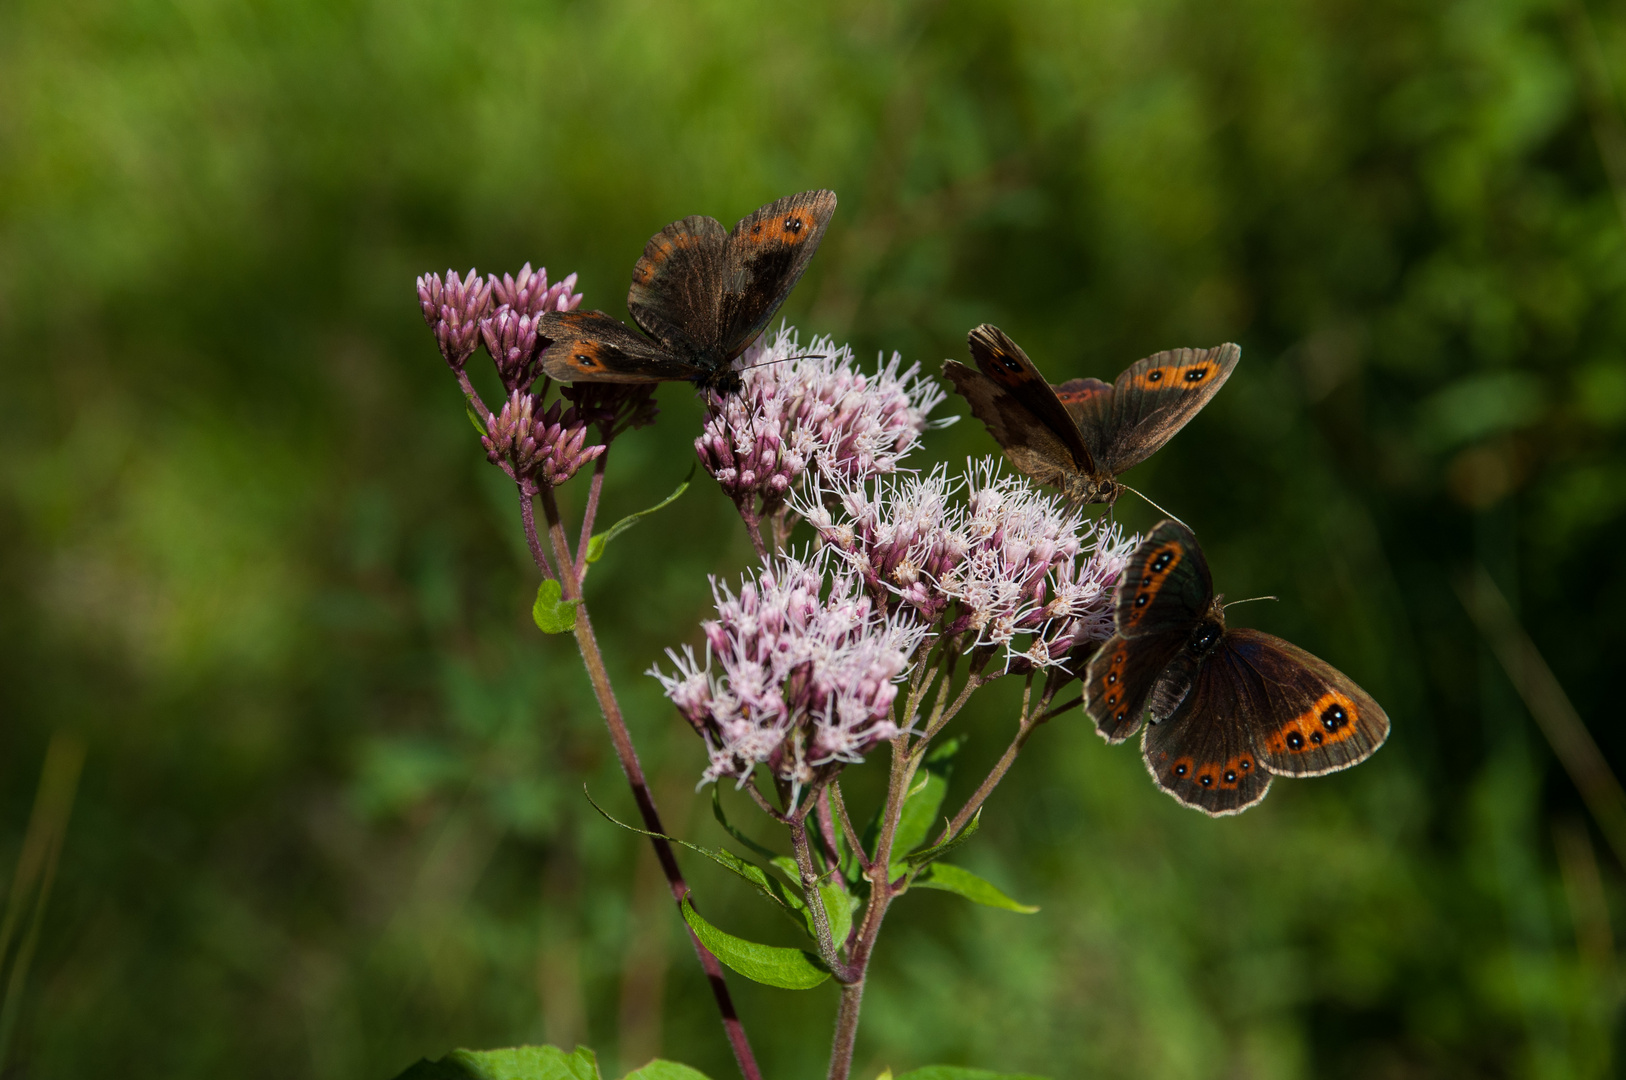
[1185,596,1227,657]
[1061,475,1123,506]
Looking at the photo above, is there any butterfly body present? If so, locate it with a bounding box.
[539,190,837,396]
[943,325,1238,504]
[1085,520,1389,816]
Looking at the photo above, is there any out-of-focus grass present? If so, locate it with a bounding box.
[1,0,1623,1077]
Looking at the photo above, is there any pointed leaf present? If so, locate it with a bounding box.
[680,897,830,990]
[913,863,1038,913]
[532,580,579,634]
[392,1044,602,1080]
[622,1062,713,1080]
[466,406,489,437]
[900,810,981,873]
[584,790,809,934]
[586,465,694,563]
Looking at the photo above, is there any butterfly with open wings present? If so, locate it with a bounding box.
[1084,520,1389,816]
[538,190,837,397]
[943,325,1239,504]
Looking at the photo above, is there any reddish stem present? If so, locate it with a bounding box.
[536,485,762,1080]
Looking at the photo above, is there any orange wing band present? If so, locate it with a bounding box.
[1263,691,1363,755]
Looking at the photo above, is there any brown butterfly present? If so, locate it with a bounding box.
[1084,520,1389,816]
[942,325,1239,504]
[538,190,838,396]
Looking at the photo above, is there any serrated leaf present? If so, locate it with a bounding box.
[900,810,981,873]
[532,579,579,634]
[622,1062,713,1080]
[913,863,1038,913]
[894,1068,1049,1080]
[586,464,694,563]
[466,406,489,437]
[584,790,810,934]
[680,898,830,990]
[391,1044,602,1080]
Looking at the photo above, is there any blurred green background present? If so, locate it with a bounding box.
[2,0,1624,1076]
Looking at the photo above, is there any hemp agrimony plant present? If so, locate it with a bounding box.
[408,267,1134,1080]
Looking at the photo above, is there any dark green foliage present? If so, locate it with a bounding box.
[0,0,1622,1077]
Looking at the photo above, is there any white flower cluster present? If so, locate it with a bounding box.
[650,550,927,790]
[798,458,1138,671]
[695,326,947,507]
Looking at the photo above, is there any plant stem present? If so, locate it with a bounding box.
[789,810,849,978]
[736,499,771,561]
[574,448,609,579]
[456,369,491,421]
[519,486,557,581]
[828,981,866,1080]
[938,681,1042,844]
[536,485,762,1080]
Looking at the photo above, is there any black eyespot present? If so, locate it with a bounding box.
[1321,704,1349,731]
[999,354,1021,372]
[575,353,597,366]
[1175,763,1188,777]
[1107,694,1118,705]
[1239,759,1251,770]
[1115,653,1125,664]
[1199,774,1214,787]
[1285,731,1305,750]
[1224,769,1237,783]
[1184,368,1207,382]
[784,215,803,232]
[1140,575,1152,587]
[1147,371,1163,382]
[1107,672,1118,684]
[1115,710,1126,721]
[1135,595,1149,607]
[1151,551,1174,572]
[1311,731,1324,745]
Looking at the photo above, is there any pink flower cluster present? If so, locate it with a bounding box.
[695,327,946,510]
[650,551,927,790]
[416,264,582,390]
[798,459,1137,671]
[482,390,605,491]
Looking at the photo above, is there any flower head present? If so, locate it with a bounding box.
[489,263,581,317]
[651,550,927,791]
[417,269,494,371]
[482,390,606,490]
[696,326,946,511]
[799,457,1137,671]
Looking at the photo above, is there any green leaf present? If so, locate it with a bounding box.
[680,897,830,990]
[622,1063,713,1080]
[893,769,947,858]
[586,464,694,563]
[913,863,1038,913]
[466,405,489,437]
[894,1068,1049,1080]
[532,579,579,634]
[820,879,857,947]
[392,1044,602,1080]
[901,809,981,873]
[584,790,810,934]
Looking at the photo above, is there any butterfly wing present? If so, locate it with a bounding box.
[1089,344,1240,476]
[1222,628,1390,777]
[715,189,838,359]
[1140,652,1274,816]
[1083,519,1214,741]
[538,310,698,384]
[1112,519,1213,638]
[943,361,1088,492]
[1084,632,1183,743]
[626,214,732,353]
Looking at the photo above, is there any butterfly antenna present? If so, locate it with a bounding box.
[744,351,827,371]
[1223,595,1279,608]
[1120,483,1188,527]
